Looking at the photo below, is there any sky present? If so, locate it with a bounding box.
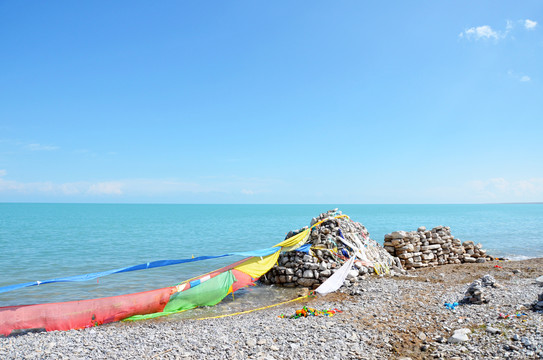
[0,1,542,204]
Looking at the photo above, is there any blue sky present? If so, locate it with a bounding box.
[0,1,542,203]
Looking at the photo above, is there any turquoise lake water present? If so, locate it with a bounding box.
[1,203,542,308]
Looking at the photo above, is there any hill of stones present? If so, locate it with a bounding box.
[383,226,492,270]
[260,210,400,289]
[261,209,493,288]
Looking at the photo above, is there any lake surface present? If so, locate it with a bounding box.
[1,203,541,307]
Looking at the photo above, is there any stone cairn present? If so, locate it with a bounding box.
[260,209,401,289]
[534,293,543,311]
[462,274,499,304]
[383,226,492,270]
[534,276,543,311]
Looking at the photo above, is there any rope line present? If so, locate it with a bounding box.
[195,294,310,320]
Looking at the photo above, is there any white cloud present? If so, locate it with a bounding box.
[460,19,538,41]
[506,20,514,31]
[0,174,283,201]
[121,179,214,195]
[25,143,59,151]
[508,70,532,82]
[60,183,83,195]
[460,25,500,40]
[525,19,537,30]
[0,178,36,192]
[488,178,509,191]
[0,178,122,196]
[467,178,543,202]
[0,177,232,198]
[87,182,123,195]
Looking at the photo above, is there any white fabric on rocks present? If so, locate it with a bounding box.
[315,256,355,294]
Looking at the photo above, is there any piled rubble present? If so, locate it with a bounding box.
[383,226,492,270]
[260,209,400,289]
[533,293,543,311]
[462,274,499,304]
[533,276,543,311]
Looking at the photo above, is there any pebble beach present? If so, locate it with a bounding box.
[2,1,542,358]
[2,258,542,359]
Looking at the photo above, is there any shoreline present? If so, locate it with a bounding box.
[2,258,542,359]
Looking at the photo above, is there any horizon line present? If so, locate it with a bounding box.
[1,201,542,205]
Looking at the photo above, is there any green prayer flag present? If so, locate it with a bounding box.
[125,270,236,321]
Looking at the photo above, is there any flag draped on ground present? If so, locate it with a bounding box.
[0,215,370,336]
[0,224,318,336]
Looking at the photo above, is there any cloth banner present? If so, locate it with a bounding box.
[0,247,280,294]
[125,270,236,320]
[233,250,281,278]
[315,256,355,295]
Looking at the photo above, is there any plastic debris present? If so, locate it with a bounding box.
[279,306,342,319]
[498,312,527,319]
[444,302,459,310]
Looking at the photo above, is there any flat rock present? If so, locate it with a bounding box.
[448,328,471,343]
[246,339,256,347]
[486,326,501,335]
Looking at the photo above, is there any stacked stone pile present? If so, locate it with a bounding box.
[534,276,543,311]
[260,209,401,289]
[462,274,499,304]
[383,226,492,270]
[533,293,543,311]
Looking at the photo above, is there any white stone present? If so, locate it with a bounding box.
[422,253,434,261]
[247,339,257,347]
[448,328,471,343]
[421,244,441,251]
[486,327,501,335]
[347,269,359,280]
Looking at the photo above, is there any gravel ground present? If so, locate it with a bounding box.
[1,258,542,359]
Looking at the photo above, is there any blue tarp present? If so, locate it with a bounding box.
[0,246,280,294]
